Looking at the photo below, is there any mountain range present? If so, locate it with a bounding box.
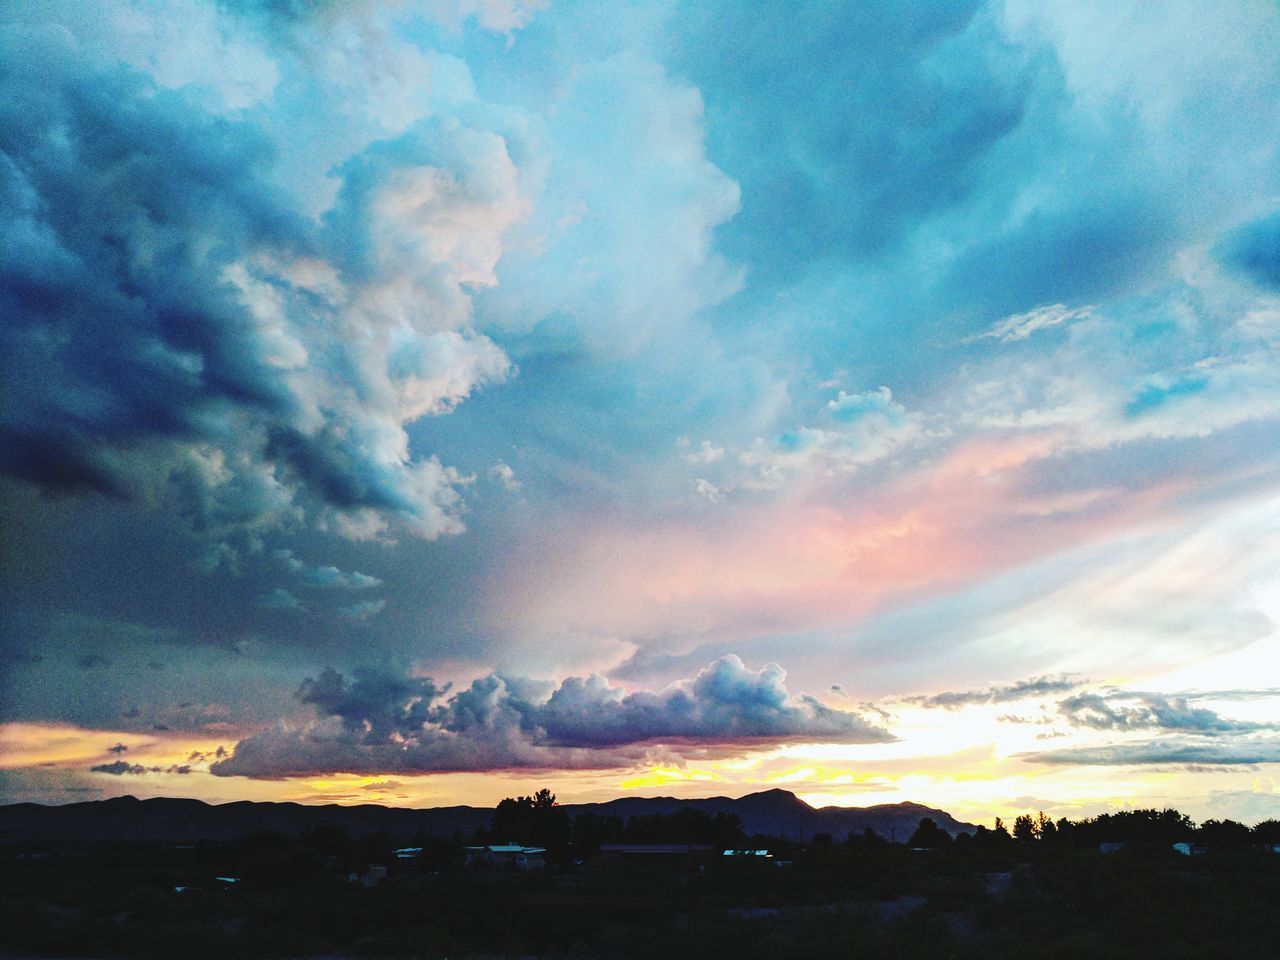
[0,788,975,845]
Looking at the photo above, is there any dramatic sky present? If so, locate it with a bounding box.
[3,0,1280,825]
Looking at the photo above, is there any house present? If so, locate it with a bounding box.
[463,844,547,871]
[1098,842,1127,854]
[393,846,423,861]
[1171,842,1206,856]
[361,864,388,887]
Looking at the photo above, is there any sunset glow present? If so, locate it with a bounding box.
[3,0,1280,834]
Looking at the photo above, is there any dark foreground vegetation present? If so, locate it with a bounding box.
[2,794,1278,959]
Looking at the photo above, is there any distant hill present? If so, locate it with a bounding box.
[0,789,974,845]
[568,788,976,842]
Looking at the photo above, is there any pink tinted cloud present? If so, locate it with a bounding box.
[492,431,1205,649]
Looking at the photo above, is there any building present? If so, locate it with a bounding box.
[463,844,547,871]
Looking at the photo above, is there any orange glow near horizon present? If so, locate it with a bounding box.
[6,699,1276,827]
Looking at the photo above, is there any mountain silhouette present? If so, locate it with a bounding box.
[0,789,974,844]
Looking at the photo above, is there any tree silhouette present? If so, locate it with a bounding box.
[1013,814,1037,842]
[1198,818,1252,848]
[908,817,952,847]
[1254,820,1280,845]
[492,788,570,855]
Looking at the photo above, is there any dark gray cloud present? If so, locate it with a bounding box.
[0,23,514,560]
[1021,737,1280,767]
[0,30,304,500]
[297,664,443,741]
[533,656,884,747]
[89,760,194,775]
[89,761,150,776]
[211,655,892,778]
[1055,691,1274,734]
[903,675,1081,710]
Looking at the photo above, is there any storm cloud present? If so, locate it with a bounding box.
[0,20,518,560]
[211,655,892,777]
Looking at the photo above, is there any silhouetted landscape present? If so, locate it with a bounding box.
[0,788,973,846]
[3,789,1278,958]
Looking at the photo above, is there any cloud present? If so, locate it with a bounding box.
[677,437,725,465]
[692,478,722,502]
[339,599,387,621]
[296,664,444,741]
[488,460,521,491]
[425,0,548,33]
[1022,737,1280,767]
[1055,691,1275,734]
[904,676,1082,710]
[0,18,522,558]
[106,743,129,754]
[979,303,1096,342]
[88,760,193,776]
[210,655,892,778]
[274,550,382,590]
[736,387,926,490]
[89,761,151,776]
[533,655,890,748]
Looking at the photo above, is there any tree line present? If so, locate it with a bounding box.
[906,808,1280,848]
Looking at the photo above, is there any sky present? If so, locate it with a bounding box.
[2,0,1280,827]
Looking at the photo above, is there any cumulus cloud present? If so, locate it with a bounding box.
[677,437,725,465]
[210,655,892,777]
[0,15,521,561]
[737,387,926,490]
[488,460,521,491]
